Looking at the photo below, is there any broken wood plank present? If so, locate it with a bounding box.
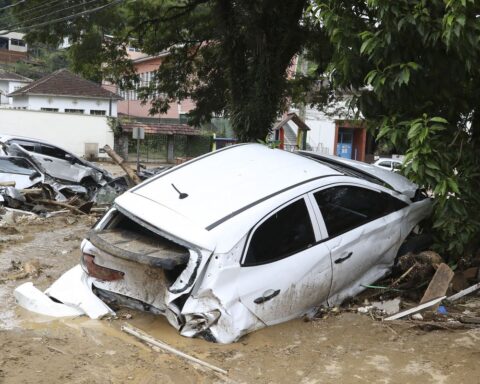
[419,263,454,308]
[384,296,446,321]
[446,282,480,302]
[459,316,480,325]
[121,323,228,375]
[35,199,87,215]
[0,181,15,187]
[103,145,141,186]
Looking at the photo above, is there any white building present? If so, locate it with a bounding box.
[0,31,28,64]
[8,68,122,116]
[0,69,32,105]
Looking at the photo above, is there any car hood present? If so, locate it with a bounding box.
[298,152,419,199]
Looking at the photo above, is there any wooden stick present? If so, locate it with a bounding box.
[35,199,87,215]
[121,323,228,375]
[391,264,416,287]
[103,145,142,186]
[0,181,15,187]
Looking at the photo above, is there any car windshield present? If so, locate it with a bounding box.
[0,157,37,176]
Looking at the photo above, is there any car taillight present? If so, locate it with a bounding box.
[82,253,124,281]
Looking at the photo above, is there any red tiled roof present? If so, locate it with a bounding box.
[0,69,31,82]
[8,68,122,100]
[121,122,201,136]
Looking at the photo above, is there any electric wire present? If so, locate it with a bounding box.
[0,0,108,32]
[0,0,126,35]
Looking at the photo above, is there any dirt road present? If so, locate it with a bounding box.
[1,215,479,384]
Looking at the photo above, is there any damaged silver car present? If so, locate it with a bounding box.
[0,135,111,186]
[77,144,432,343]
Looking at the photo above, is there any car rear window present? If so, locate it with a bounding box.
[243,198,315,266]
[314,186,407,238]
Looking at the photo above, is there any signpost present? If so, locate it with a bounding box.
[132,127,145,175]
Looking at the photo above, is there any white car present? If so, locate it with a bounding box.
[77,144,431,343]
[373,157,403,172]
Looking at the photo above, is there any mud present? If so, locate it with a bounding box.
[1,215,480,383]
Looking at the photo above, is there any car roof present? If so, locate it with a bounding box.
[124,144,342,231]
[0,134,61,147]
[298,151,417,198]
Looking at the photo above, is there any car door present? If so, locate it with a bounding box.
[309,184,407,305]
[236,196,333,325]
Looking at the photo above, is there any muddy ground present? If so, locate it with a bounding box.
[1,207,480,383]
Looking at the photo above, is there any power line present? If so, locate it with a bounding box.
[10,0,64,19]
[0,0,107,32]
[0,0,26,12]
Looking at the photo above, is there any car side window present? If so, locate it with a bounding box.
[39,144,68,160]
[314,186,407,238]
[9,139,36,152]
[379,161,391,167]
[243,198,315,266]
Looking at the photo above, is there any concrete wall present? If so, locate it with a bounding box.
[0,109,114,158]
[0,80,30,105]
[11,95,117,116]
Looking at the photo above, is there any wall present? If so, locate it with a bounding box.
[0,109,114,158]
[0,80,30,105]
[11,95,117,116]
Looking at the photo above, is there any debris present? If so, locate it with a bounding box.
[371,298,401,315]
[385,296,446,321]
[419,263,454,307]
[451,267,479,292]
[446,282,480,302]
[437,305,448,315]
[0,181,15,187]
[15,265,114,319]
[411,313,423,320]
[459,316,480,325]
[34,199,88,215]
[121,323,228,375]
[103,145,141,186]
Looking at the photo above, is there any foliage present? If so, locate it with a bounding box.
[7,0,328,141]
[5,44,71,80]
[313,0,480,257]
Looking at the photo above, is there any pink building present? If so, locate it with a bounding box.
[104,53,195,120]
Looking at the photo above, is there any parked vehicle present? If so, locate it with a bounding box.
[74,144,432,343]
[373,157,403,172]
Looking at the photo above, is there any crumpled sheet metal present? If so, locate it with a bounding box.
[14,265,114,319]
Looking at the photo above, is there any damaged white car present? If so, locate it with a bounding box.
[76,144,432,343]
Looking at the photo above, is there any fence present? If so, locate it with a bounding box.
[125,133,212,163]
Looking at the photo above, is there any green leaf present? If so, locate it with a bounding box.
[429,117,448,124]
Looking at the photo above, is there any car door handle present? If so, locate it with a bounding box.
[254,289,280,304]
[335,252,353,264]
[43,158,53,162]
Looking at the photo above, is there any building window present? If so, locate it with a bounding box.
[65,108,84,114]
[90,109,106,116]
[40,108,59,112]
[10,39,26,47]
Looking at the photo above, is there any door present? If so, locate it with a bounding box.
[336,129,353,159]
[310,184,407,305]
[237,197,333,325]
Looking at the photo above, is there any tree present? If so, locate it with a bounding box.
[7,0,328,141]
[313,0,480,257]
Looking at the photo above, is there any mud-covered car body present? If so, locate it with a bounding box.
[0,134,111,185]
[81,144,432,343]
